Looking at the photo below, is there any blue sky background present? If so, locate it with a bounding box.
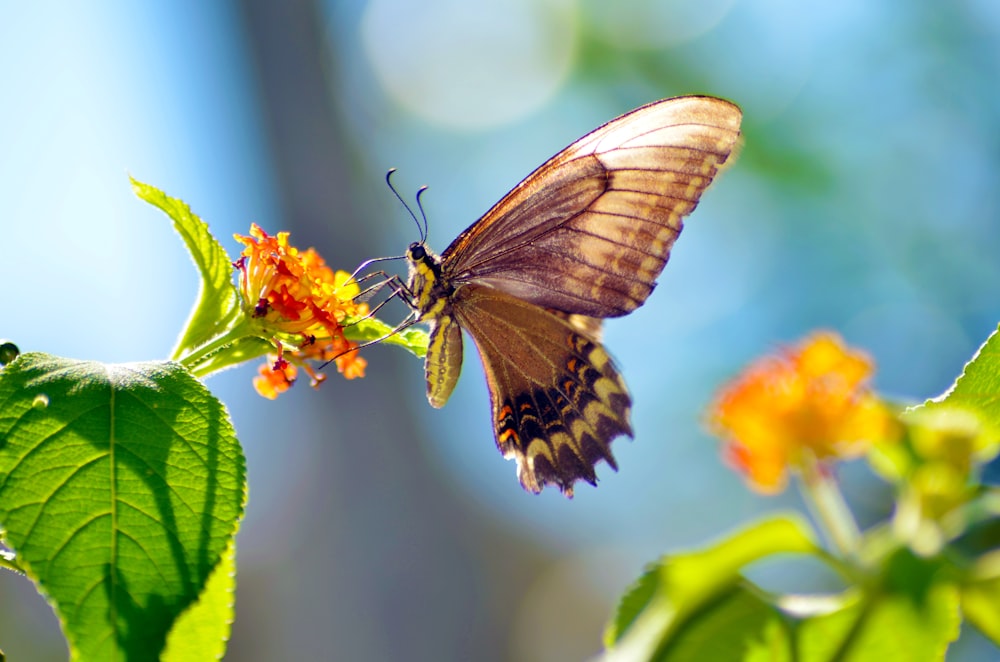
[1,1,999,659]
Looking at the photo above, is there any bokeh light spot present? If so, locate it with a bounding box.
[361,0,578,130]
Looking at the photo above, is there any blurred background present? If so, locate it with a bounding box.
[1,1,999,659]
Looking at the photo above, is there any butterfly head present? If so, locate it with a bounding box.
[406,241,429,262]
[406,241,452,319]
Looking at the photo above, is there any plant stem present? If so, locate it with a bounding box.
[173,317,254,365]
[173,318,275,379]
[799,454,862,556]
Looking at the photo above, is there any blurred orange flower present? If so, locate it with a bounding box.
[707,332,892,494]
[234,224,368,396]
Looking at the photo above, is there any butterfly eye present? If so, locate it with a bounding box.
[409,243,426,260]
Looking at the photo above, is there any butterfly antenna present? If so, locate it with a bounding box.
[385,168,426,243]
[415,185,430,244]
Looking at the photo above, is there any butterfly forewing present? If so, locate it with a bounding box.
[441,96,743,318]
[451,285,630,495]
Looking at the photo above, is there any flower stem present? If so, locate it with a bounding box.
[799,455,862,556]
[174,318,272,377]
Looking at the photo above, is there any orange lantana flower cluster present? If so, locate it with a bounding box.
[234,224,368,398]
[707,332,892,494]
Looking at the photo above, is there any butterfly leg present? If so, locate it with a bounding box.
[353,271,406,303]
[319,308,421,369]
[349,273,418,322]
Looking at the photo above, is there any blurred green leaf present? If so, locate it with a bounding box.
[956,512,1000,647]
[797,573,960,662]
[775,550,959,662]
[603,515,818,660]
[131,177,242,362]
[0,353,246,661]
[743,617,791,662]
[961,569,1000,646]
[923,325,1000,434]
[949,493,1000,559]
[791,591,865,662]
[608,563,659,648]
[656,585,787,662]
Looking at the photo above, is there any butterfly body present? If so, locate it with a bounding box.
[402,96,743,496]
[407,243,453,320]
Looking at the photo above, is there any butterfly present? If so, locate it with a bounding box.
[392,95,742,496]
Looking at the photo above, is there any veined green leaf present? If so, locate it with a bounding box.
[162,538,238,661]
[0,353,246,661]
[131,177,242,362]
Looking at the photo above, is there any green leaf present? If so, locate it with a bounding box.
[962,573,1000,647]
[183,335,275,380]
[743,617,792,662]
[603,515,819,660]
[131,177,242,362]
[958,533,1000,647]
[608,565,659,646]
[784,548,960,662]
[658,585,788,662]
[795,580,960,662]
[789,591,865,662]
[345,317,429,359]
[162,538,238,661]
[854,581,960,661]
[923,324,1000,429]
[0,353,246,661]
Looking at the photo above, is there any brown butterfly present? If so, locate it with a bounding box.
[392,96,742,496]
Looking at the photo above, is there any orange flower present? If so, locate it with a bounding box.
[233,224,369,396]
[707,332,891,494]
[254,358,297,400]
[289,332,368,386]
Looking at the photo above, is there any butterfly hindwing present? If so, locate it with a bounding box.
[451,285,631,495]
[440,96,742,318]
